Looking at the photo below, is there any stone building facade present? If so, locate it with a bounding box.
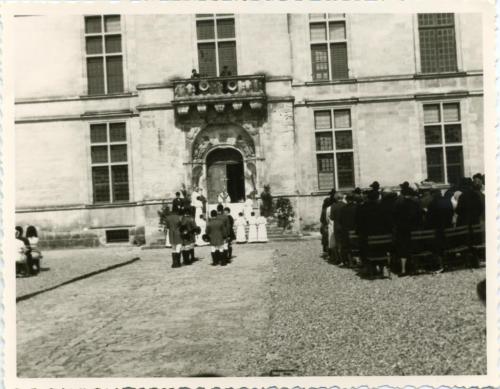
[14,13,484,247]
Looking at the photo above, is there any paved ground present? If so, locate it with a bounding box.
[17,240,486,377]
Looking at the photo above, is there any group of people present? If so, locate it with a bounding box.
[320,174,485,276]
[15,225,42,277]
[234,211,268,243]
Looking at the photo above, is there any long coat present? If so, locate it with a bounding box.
[206,217,226,246]
[165,214,182,245]
[216,213,230,239]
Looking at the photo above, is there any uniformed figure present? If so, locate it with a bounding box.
[216,204,231,262]
[165,207,183,268]
[206,210,227,266]
[224,207,236,260]
[179,207,199,265]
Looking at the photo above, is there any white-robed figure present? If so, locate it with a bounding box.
[193,196,204,222]
[325,203,335,257]
[234,212,247,243]
[244,197,253,220]
[247,212,258,243]
[218,189,231,206]
[256,215,268,242]
[195,214,209,246]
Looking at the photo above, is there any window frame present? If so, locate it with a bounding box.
[422,100,464,184]
[313,106,355,190]
[84,15,124,95]
[416,13,459,74]
[195,14,237,77]
[308,13,349,82]
[89,121,130,204]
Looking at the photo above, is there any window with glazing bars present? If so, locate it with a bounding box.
[309,14,348,81]
[196,14,237,77]
[423,102,464,185]
[90,122,130,203]
[418,13,458,73]
[314,108,355,190]
[84,15,124,95]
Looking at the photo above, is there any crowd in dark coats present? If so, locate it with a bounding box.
[320,174,485,276]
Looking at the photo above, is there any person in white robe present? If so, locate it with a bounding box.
[244,198,253,220]
[234,212,247,243]
[247,212,258,243]
[193,196,203,221]
[256,215,268,242]
[195,214,208,246]
[218,190,231,205]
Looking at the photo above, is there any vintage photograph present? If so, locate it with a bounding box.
[10,5,491,382]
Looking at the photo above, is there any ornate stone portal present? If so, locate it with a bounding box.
[190,123,259,202]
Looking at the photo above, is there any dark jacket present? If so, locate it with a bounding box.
[426,196,454,231]
[172,197,184,213]
[216,213,230,239]
[355,200,385,237]
[330,201,346,235]
[179,215,197,245]
[165,214,182,245]
[456,188,484,226]
[226,214,236,240]
[206,217,226,246]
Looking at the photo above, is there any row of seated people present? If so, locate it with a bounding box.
[321,176,485,277]
[15,225,43,277]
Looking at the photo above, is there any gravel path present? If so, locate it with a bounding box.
[248,240,486,376]
[16,240,486,377]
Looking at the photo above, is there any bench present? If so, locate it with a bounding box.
[366,234,393,279]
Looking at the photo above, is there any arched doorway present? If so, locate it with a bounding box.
[206,148,245,204]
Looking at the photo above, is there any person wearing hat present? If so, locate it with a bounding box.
[355,189,385,274]
[329,192,346,264]
[338,192,358,267]
[179,206,199,265]
[320,189,336,257]
[393,182,423,276]
[165,206,183,268]
[369,181,381,201]
[172,192,184,214]
[206,210,227,266]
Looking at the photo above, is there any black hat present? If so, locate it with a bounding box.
[370,181,380,190]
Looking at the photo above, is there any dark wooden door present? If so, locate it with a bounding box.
[207,163,227,203]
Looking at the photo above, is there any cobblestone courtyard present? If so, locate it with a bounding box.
[17,240,486,377]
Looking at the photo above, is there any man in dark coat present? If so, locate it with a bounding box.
[456,179,484,227]
[179,207,199,265]
[165,207,183,268]
[224,207,236,261]
[216,204,230,264]
[355,190,385,271]
[206,210,226,266]
[338,193,357,267]
[329,192,346,264]
[393,184,424,276]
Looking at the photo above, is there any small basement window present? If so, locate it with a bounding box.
[106,229,129,243]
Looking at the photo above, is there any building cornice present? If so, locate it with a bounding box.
[15,91,138,105]
[16,109,138,124]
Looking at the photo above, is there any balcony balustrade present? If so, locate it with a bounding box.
[172,74,266,116]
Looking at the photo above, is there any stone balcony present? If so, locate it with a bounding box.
[172,74,266,116]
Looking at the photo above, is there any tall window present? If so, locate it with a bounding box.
[314,108,355,190]
[84,15,124,95]
[418,13,458,73]
[309,14,348,81]
[90,122,130,203]
[196,14,237,77]
[423,102,464,185]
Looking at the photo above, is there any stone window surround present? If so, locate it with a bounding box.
[312,105,356,191]
[422,100,465,185]
[82,14,128,96]
[87,119,132,204]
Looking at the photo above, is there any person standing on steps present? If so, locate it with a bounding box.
[234,212,247,243]
[247,212,258,243]
[165,206,183,268]
[206,210,226,266]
